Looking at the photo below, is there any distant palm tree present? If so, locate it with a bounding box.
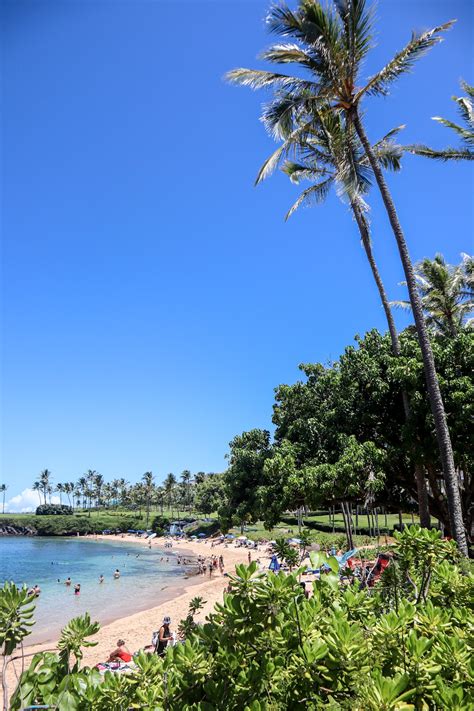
[407,81,474,161]
[85,470,98,516]
[77,476,88,510]
[180,470,192,513]
[36,470,52,505]
[164,473,177,519]
[227,0,467,555]
[56,483,64,505]
[0,484,7,514]
[94,473,104,508]
[142,472,155,527]
[392,254,474,337]
[33,481,43,506]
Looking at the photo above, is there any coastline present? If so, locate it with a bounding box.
[4,535,269,702]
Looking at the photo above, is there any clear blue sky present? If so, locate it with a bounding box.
[2,0,473,502]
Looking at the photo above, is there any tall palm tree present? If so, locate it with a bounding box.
[36,469,52,505]
[85,470,97,516]
[227,0,467,554]
[55,483,64,505]
[163,473,177,519]
[142,471,155,527]
[180,470,192,513]
[33,481,42,506]
[0,484,7,514]
[94,473,104,509]
[407,81,474,161]
[392,254,474,337]
[77,477,88,509]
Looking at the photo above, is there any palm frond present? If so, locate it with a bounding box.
[389,300,412,311]
[255,119,318,184]
[405,144,474,161]
[432,116,474,146]
[454,96,473,130]
[372,142,403,171]
[259,43,323,72]
[355,20,455,100]
[460,80,474,100]
[225,68,319,95]
[282,160,331,184]
[334,0,374,64]
[285,176,334,220]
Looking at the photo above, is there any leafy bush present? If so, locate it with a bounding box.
[36,504,73,516]
[4,527,473,710]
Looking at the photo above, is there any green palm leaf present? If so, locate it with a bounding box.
[356,20,455,99]
[405,145,474,161]
[285,176,334,220]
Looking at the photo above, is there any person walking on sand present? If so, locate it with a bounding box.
[155,616,173,657]
[248,551,252,564]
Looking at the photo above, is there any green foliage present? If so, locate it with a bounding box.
[8,527,473,709]
[0,582,35,656]
[36,504,73,515]
[0,513,144,536]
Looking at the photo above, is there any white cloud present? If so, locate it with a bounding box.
[4,488,60,513]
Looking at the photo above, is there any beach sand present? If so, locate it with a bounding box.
[3,535,269,703]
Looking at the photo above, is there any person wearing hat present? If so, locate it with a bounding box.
[155,616,173,656]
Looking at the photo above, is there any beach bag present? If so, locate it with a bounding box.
[151,631,159,647]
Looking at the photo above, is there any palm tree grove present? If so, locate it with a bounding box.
[1,1,473,709]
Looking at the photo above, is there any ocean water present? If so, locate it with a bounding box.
[0,536,190,643]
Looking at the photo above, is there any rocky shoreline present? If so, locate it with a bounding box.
[0,524,37,536]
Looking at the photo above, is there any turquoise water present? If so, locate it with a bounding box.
[0,537,190,643]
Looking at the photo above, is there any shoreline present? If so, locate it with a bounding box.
[4,535,269,702]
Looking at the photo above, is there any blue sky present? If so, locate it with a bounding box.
[2,0,473,504]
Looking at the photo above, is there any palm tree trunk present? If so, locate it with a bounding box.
[351,199,431,529]
[353,107,467,556]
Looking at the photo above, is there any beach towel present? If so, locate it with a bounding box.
[95,661,134,674]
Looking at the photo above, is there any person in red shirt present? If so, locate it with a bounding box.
[107,639,132,663]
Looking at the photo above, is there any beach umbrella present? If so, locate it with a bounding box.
[268,555,280,572]
[197,533,206,538]
[225,534,234,539]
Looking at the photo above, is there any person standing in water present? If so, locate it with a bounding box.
[74,583,81,595]
[113,569,120,579]
[65,577,71,587]
[99,575,104,584]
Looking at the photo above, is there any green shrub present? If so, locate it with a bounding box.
[36,504,73,516]
[4,526,473,710]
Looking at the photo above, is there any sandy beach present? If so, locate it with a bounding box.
[3,535,269,703]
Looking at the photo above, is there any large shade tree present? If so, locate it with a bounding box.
[244,93,432,525]
[227,0,467,554]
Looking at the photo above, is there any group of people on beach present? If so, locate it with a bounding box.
[106,615,174,665]
[197,554,224,576]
